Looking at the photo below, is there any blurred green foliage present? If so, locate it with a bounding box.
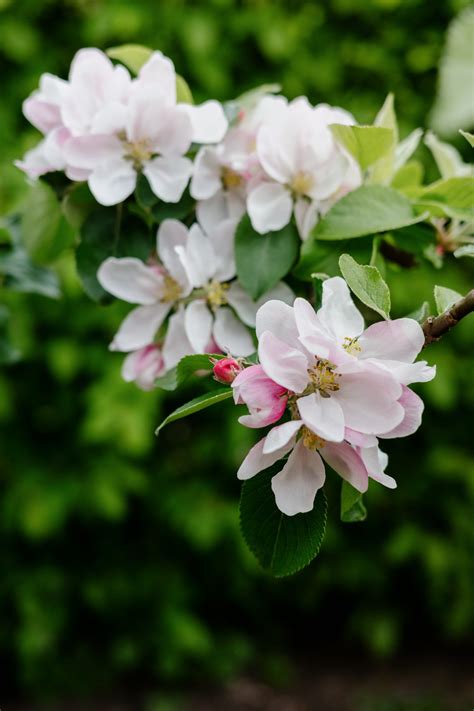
[0,0,473,702]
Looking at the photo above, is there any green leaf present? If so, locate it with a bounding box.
[311,273,329,308]
[434,285,463,315]
[339,253,391,319]
[453,244,474,259]
[391,161,424,191]
[294,236,374,281]
[330,125,394,171]
[424,131,472,179]
[309,186,425,242]
[430,6,474,136]
[418,177,474,210]
[235,215,299,300]
[155,353,218,391]
[176,74,194,104]
[135,173,158,209]
[340,481,367,523]
[62,184,96,229]
[369,93,398,184]
[106,44,153,73]
[407,301,430,323]
[21,181,75,264]
[240,464,327,577]
[151,188,195,222]
[459,130,474,148]
[394,128,423,172]
[155,387,233,434]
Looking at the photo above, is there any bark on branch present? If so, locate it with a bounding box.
[422,289,474,346]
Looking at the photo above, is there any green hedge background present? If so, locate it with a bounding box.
[1,0,473,704]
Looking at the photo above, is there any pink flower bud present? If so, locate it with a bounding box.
[213,357,243,384]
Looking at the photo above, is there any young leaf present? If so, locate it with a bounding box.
[106,44,153,73]
[434,285,463,315]
[424,131,472,179]
[417,177,474,211]
[240,464,327,577]
[309,186,426,242]
[339,254,391,320]
[391,161,424,191]
[453,244,474,259]
[330,125,394,171]
[155,353,219,391]
[407,301,430,323]
[235,215,299,300]
[21,181,75,264]
[394,128,423,173]
[155,387,233,434]
[176,74,194,104]
[340,481,367,523]
[369,93,398,184]
[459,130,474,148]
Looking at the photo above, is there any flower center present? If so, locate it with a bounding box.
[343,336,361,355]
[221,166,243,190]
[289,171,314,196]
[306,358,340,398]
[301,426,325,451]
[205,280,229,310]
[120,134,153,169]
[161,274,182,303]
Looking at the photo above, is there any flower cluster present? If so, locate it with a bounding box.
[228,277,435,516]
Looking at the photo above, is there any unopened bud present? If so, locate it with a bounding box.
[213,357,243,384]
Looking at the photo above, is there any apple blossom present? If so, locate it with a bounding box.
[121,344,165,391]
[212,357,243,384]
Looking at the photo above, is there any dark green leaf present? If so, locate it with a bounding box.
[155,387,233,434]
[155,353,219,391]
[240,464,327,577]
[339,254,391,319]
[235,215,299,300]
[311,273,329,308]
[340,481,367,523]
[151,188,195,223]
[21,180,75,264]
[294,236,374,281]
[135,173,158,209]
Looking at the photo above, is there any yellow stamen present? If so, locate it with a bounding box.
[161,274,182,303]
[301,426,325,451]
[306,358,340,398]
[289,171,314,196]
[122,138,153,169]
[221,166,243,190]
[206,280,229,309]
[343,336,361,355]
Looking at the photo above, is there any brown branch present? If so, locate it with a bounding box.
[422,289,474,346]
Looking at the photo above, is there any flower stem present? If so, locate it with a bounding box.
[422,289,474,345]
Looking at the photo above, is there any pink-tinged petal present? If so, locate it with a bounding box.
[361,445,397,489]
[294,297,333,360]
[320,441,368,492]
[380,386,424,439]
[162,308,195,369]
[89,158,137,206]
[232,364,278,403]
[318,276,364,342]
[175,224,217,288]
[344,428,378,448]
[156,219,191,294]
[121,344,165,391]
[228,282,294,328]
[207,218,237,283]
[336,366,404,435]
[23,96,61,133]
[258,331,308,393]
[15,141,59,179]
[271,440,326,516]
[381,360,436,386]
[247,182,293,234]
[297,391,345,442]
[263,420,303,454]
[237,434,295,480]
[190,146,222,200]
[110,303,170,352]
[184,300,213,353]
[213,307,255,357]
[181,101,228,143]
[232,364,287,427]
[152,107,193,156]
[137,51,176,104]
[358,318,425,363]
[255,300,299,345]
[97,257,163,304]
[143,156,193,203]
[63,135,122,170]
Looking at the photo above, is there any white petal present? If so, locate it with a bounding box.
[358,318,425,363]
[271,440,326,516]
[227,282,294,330]
[318,276,364,342]
[255,300,299,345]
[263,420,303,454]
[156,219,191,293]
[297,392,345,442]
[380,360,436,386]
[237,434,295,481]
[320,441,368,492]
[206,218,237,282]
[143,155,192,202]
[181,101,228,143]
[176,224,217,288]
[89,158,137,206]
[213,307,254,356]
[196,192,229,233]
[162,308,195,369]
[63,134,123,170]
[294,198,319,240]
[247,182,293,234]
[184,300,213,353]
[344,428,378,448]
[258,331,308,392]
[361,446,397,489]
[137,51,177,104]
[97,257,163,304]
[380,386,424,439]
[110,303,170,352]
[190,146,222,200]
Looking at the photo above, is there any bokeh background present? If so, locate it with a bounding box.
[1,1,473,709]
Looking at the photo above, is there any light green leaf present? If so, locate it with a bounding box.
[340,481,367,523]
[394,128,423,172]
[176,74,194,104]
[155,387,233,434]
[330,125,395,171]
[459,130,474,148]
[374,93,398,137]
[235,215,299,300]
[155,353,218,391]
[339,253,391,319]
[391,161,424,191]
[453,244,474,259]
[21,181,75,264]
[434,285,463,315]
[407,301,430,323]
[240,464,327,577]
[236,83,281,109]
[309,185,426,242]
[370,93,398,184]
[106,44,153,73]
[430,6,474,136]
[424,131,472,178]
[415,177,474,221]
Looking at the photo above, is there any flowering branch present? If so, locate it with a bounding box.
[423,289,474,345]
